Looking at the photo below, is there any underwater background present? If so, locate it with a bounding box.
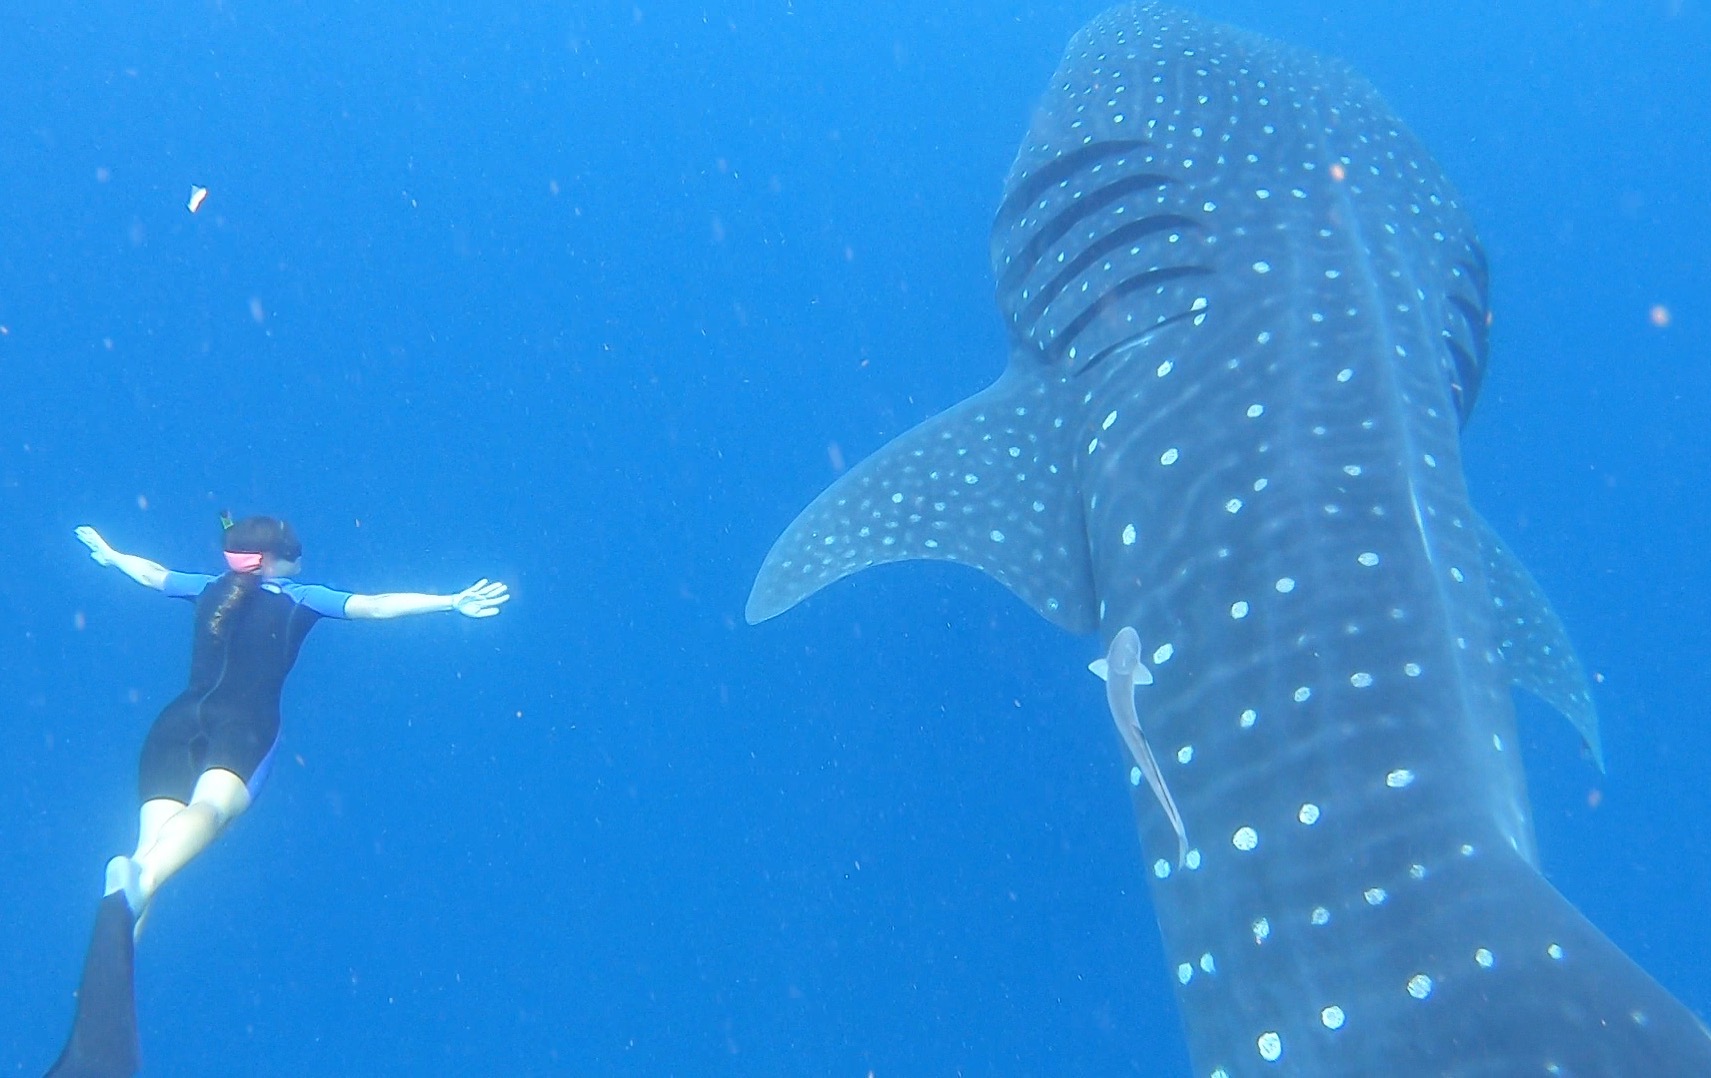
[1,0,1706,1073]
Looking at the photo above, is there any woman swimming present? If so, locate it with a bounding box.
[48,515,508,1076]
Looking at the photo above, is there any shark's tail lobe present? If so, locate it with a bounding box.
[1387,847,1711,1074]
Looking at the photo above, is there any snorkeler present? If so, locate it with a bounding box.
[46,514,509,1078]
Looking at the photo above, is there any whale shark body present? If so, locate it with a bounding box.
[748,4,1711,1074]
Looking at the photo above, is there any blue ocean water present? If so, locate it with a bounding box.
[1,0,1706,1073]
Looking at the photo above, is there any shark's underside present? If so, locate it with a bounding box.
[749,3,1710,1074]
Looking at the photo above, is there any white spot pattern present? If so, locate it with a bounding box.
[788,13,1538,1073]
[1257,1032,1281,1062]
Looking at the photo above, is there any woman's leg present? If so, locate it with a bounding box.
[132,798,184,860]
[132,767,252,907]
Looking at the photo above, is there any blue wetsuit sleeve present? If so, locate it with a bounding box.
[288,583,354,619]
[162,571,216,599]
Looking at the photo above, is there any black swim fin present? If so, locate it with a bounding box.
[45,891,138,1078]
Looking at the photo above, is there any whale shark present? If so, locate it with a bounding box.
[747,3,1711,1074]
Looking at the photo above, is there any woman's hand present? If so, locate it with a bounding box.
[451,579,510,618]
[75,526,118,567]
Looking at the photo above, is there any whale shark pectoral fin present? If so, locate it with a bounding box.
[1474,512,1605,771]
[747,367,1096,631]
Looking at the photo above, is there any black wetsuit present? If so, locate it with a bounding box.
[136,572,350,803]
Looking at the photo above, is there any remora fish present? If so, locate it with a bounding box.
[748,3,1711,1074]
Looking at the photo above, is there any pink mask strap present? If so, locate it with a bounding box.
[224,551,265,574]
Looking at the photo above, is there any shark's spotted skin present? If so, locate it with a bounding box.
[749,3,1710,1074]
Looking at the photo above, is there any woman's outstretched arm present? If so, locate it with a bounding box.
[343,578,510,621]
[75,526,171,591]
